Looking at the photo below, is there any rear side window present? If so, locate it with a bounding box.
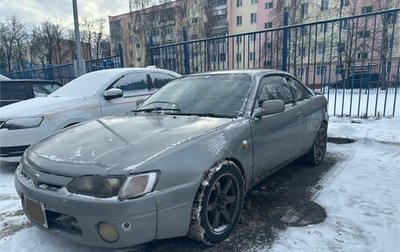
[151,73,176,89]
[258,76,294,104]
[286,77,312,102]
[0,83,26,100]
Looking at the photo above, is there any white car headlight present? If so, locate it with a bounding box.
[118,172,158,200]
[2,117,43,130]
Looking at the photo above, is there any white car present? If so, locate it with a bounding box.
[0,74,10,81]
[0,68,180,167]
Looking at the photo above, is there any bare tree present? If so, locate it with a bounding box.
[0,16,28,71]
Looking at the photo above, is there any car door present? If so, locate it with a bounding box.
[100,72,153,116]
[250,75,305,183]
[286,76,317,153]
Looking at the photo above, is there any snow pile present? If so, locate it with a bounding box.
[266,117,400,252]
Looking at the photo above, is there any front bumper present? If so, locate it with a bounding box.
[14,167,158,248]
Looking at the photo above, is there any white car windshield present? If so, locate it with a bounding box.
[49,71,117,97]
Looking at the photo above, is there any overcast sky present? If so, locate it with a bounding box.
[0,0,130,34]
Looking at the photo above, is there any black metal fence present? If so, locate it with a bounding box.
[149,9,400,117]
[5,55,124,84]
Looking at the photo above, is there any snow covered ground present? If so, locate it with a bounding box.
[267,117,400,252]
[0,117,399,251]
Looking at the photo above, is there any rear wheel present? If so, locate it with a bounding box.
[189,164,244,245]
[306,122,327,165]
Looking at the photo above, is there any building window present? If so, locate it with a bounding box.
[264,60,272,67]
[236,53,242,62]
[236,16,242,26]
[136,43,141,48]
[362,6,373,13]
[249,33,256,41]
[219,53,226,61]
[321,0,329,11]
[266,42,272,48]
[265,2,273,9]
[318,42,325,54]
[137,57,142,62]
[192,17,198,23]
[249,52,256,61]
[316,65,326,75]
[250,13,257,23]
[264,22,273,29]
[236,36,242,43]
[357,52,368,59]
[236,0,242,7]
[340,0,349,7]
[301,3,309,17]
[358,30,370,38]
[251,0,257,4]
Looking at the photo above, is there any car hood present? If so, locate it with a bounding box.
[0,96,85,119]
[27,114,232,176]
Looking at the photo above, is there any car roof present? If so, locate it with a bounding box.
[187,69,290,78]
[0,79,62,84]
[92,67,181,77]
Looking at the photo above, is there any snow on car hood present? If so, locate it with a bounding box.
[0,96,85,119]
[27,114,232,176]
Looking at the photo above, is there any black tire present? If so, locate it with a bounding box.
[190,164,245,245]
[306,122,327,166]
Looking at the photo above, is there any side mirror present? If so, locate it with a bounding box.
[254,99,285,118]
[103,88,123,100]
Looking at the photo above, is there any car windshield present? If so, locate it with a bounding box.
[136,73,253,118]
[49,71,117,97]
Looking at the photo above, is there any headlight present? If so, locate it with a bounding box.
[2,117,43,130]
[118,172,158,200]
[66,176,124,198]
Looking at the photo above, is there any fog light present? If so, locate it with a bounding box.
[98,222,119,243]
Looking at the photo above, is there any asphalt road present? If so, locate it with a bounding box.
[129,153,340,252]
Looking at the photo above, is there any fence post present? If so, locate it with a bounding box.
[183,29,190,75]
[118,43,124,68]
[148,36,154,66]
[282,11,289,72]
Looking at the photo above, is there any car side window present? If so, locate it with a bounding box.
[0,83,26,100]
[110,73,148,97]
[286,77,312,102]
[32,83,61,97]
[258,76,295,105]
[151,73,176,89]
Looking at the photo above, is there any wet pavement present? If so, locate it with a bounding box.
[131,153,340,252]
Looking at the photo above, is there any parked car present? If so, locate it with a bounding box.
[0,68,180,167]
[14,70,328,248]
[0,73,10,81]
[333,73,381,89]
[0,79,62,107]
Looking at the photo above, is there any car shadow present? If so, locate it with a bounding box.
[129,153,340,252]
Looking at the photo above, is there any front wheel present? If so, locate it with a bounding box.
[306,122,327,166]
[189,164,244,245]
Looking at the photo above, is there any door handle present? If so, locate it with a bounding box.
[296,112,303,120]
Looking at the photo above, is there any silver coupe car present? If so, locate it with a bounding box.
[15,70,328,248]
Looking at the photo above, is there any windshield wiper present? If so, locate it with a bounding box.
[133,107,181,113]
[165,112,234,118]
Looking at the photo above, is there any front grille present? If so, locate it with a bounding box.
[0,145,30,157]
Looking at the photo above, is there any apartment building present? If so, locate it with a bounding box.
[109,0,228,68]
